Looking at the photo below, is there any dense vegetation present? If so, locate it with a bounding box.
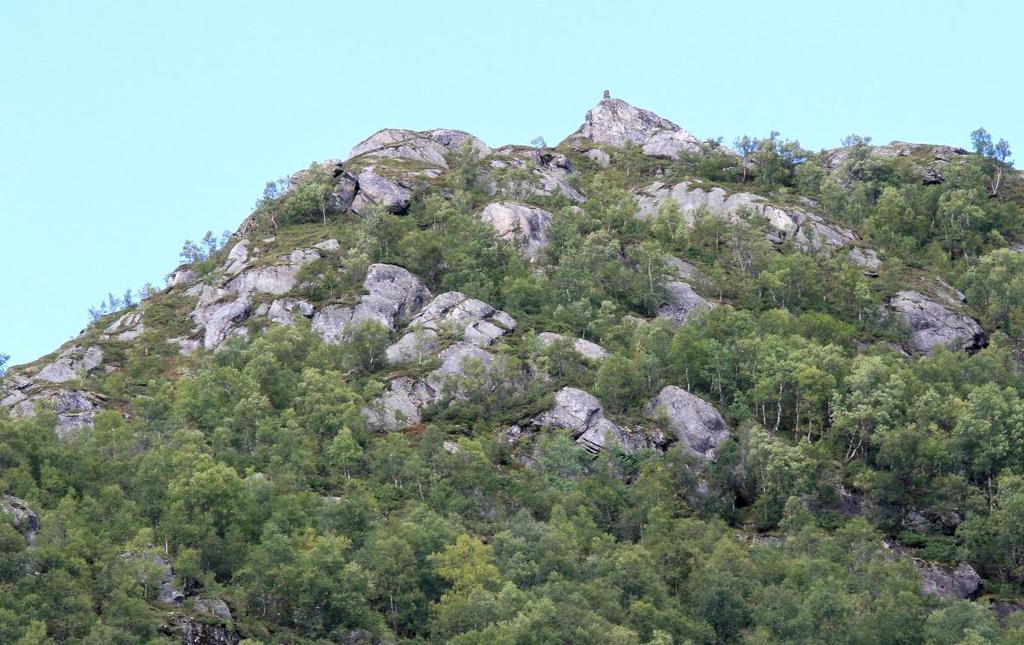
[2,120,1024,643]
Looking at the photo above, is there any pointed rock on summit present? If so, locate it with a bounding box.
[563,94,701,159]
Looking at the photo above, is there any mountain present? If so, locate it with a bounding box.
[1,94,1023,644]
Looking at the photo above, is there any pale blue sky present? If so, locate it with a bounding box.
[2,1,1020,365]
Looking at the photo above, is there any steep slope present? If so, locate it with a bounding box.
[2,93,1024,644]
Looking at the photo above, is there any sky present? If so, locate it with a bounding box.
[1,0,1021,366]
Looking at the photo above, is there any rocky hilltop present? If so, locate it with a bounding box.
[2,94,1023,643]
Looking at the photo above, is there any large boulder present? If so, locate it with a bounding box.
[563,95,701,159]
[532,387,641,454]
[0,496,39,544]
[916,560,982,600]
[103,310,145,341]
[349,128,491,163]
[645,386,731,461]
[190,297,252,351]
[886,291,987,355]
[351,170,414,215]
[479,201,553,261]
[657,281,713,326]
[35,346,103,383]
[311,264,431,343]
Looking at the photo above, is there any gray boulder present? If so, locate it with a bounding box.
[8,389,101,440]
[191,297,252,351]
[35,346,104,383]
[192,598,233,620]
[0,496,39,544]
[266,298,314,326]
[103,311,145,341]
[362,377,434,431]
[646,386,731,461]
[583,148,611,168]
[488,147,586,203]
[403,291,516,348]
[167,268,197,288]
[384,329,440,365]
[536,332,608,361]
[351,170,413,215]
[479,201,553,261]
[532,387,638,455]
[917,560,981,600]
[311,264,431,343]
[122,551,184,604]
[657,281,713,326]
[223,240,249,276]
[886,291,987,355]
[563,95,701,158]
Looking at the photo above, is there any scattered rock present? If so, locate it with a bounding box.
[645,386,731,461]
[563,95,701,159]
[0,496,39,544]
[487,147,586,203]
[885,291,987,355]
[536,332,608,361]
[479,201,553,261]
[35,346,103,383]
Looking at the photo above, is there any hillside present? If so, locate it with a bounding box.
[2,93,1024,644]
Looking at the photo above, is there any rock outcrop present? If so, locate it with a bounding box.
[0,496,39,544]
[917,560,982,600]
[400,291,516,349]
[351,170,414,215]
[487,147,586,203]
[563,95,701,159]
[531,387,646,454]
[886,290,987,355]
[349,127,491,163]
[645,386,731,461]
[35,346,104,383]
[103,311,145,341]
[479,201,553,261]
[657,281,713,326]
[634,180,865,257]
[536,332,608,361]
[4,386,102,440]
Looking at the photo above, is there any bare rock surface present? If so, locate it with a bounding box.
[563,95,701,158]
[657,281,713,326]
[0,496,39,544]
[488,147,586,203]
[886,290,987,355]
[531,387,640,454]
[536,332,608,361]
[479,201,553,261]
[312,264,431,343]
[645,386,731,461]
[396,291,516,351]
[916,560,982,600]
[35,346,104,383]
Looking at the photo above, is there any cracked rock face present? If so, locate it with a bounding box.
[5,387,101,440]
[479,201,553,261]
[488,147,586,203]
[191,297,252,351]
[564,96,701,159]
[403,292,516,347]
[311,264,431,343]
[645,386,730,461]
[35,346,104,383]
[886,290,987,355]
[531,386,638,454]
